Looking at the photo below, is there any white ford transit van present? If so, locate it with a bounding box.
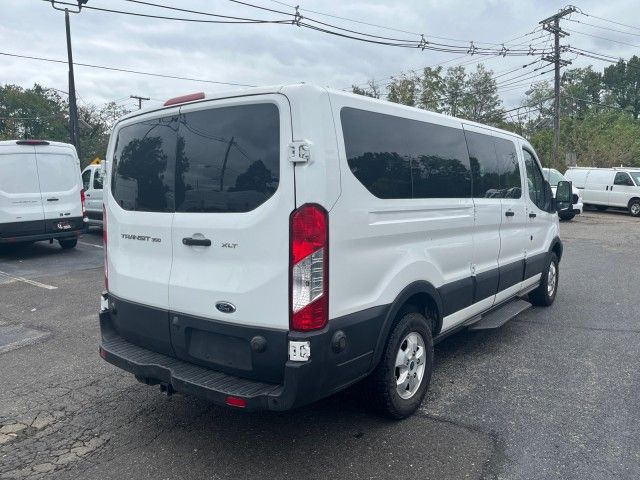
[565,167,640,216]
[81,162,105,228]
[0,140,86,248]
[99,86,570,418]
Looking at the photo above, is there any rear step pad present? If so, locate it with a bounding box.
[468,298,532,330]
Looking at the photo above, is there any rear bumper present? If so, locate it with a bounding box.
[98,292,387,411]
[0,221,86,243]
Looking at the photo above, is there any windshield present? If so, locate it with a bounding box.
[542,168,565,186]
[629,171,640,186]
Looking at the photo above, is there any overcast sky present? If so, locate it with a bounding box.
[2,0,639,111]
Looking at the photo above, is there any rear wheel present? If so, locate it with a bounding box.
[628,199,640,217]
[529,253,559,307]
[367,312,434,419]
[58,238,77,250]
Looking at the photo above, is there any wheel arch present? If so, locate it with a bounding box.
[370,281,442,370]
[549,236,563,261]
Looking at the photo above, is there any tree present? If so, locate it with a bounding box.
[418,66,445,112]
[459,64,503,125]
[602,56,640,119]
[561,66,602,118]
[352,80,381,99]
[386,72,419,107]
[0,83,131,167]
[443,66,467,117]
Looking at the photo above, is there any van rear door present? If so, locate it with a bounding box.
[0,145,45,238]
[106,108,181,355]
[167,95,294,375]
[34,145,83,233]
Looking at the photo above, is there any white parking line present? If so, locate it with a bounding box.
[79,241,103,249]
[0,271,57,290]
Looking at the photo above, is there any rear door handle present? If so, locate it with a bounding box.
[182,237,211,247]
[529,213,537,218]
[47,198,59,202]
[505,211,515,217]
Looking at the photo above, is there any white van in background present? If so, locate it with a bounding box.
[81,161,105,228]
[565,167,640,217]
[0,140,87,249]
[98,85,572,419]
[542,168,583,221]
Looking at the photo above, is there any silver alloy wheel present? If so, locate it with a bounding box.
[631,202,640,216]
[394,332,426,399]
[547,261,557,297]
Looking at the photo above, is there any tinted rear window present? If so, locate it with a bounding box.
[111,103,279,213]
[176,104,279,213]
[341,108,471,199]
[112,116,177,212]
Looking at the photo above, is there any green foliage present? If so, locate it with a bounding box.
[0,84,130,168]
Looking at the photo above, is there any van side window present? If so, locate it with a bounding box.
[341,108,471,199]
[93,168,104,190]
[523,149,548,211]
[495,138,521,199]
[614,172,634,186]
[112,116,177,212]
[465,131,520,198]
[82,169,91,191]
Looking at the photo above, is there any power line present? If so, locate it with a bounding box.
[267,0,543,47]
[566,18,640,38]
[47,0,292,24]
[564,28,640,49]
[0,51,257,87]
[578,10,640,33]
[52,0,552,55]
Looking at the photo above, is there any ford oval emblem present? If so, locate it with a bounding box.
[216,301,236,314]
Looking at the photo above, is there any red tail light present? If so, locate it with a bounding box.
[80,189,87,218]
[225,396,247,408]
[163,92,205,106]
[103,205,108,290]
[290,204,328,332]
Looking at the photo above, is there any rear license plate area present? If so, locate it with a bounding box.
[56,221,72,230]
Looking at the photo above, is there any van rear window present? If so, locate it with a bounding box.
[111,103,279,213]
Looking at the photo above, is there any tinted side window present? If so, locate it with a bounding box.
[465,131,500,198]
[82,170,91,191]
[176,104,280,213]
[341,108,471,199]
[495,138,521,199]
[614,172,633,186]
[523,149,547,210]
[112,116,177,212]
[93,168,104,190]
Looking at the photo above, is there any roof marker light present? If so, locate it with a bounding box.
[16,140,50,146]
[163,92,205,106]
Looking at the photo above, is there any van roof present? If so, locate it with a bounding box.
[116,83,526,142]
[0,139,76,149]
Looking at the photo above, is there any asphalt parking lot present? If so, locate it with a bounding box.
[0,211,639,480]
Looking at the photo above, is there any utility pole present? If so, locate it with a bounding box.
[130,95,150,110]
[540,6,576,166]
[51,1,88,158]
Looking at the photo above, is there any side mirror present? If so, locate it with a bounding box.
[556,180,573,212]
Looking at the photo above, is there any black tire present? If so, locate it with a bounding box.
[595,205,608,211]
[529,252,559,307]
[628,199,640,217]
[558,212,575,221]
[58,238,78,250]
[366,312,434,419]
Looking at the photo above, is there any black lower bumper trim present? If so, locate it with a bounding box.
[100,332,284,410]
